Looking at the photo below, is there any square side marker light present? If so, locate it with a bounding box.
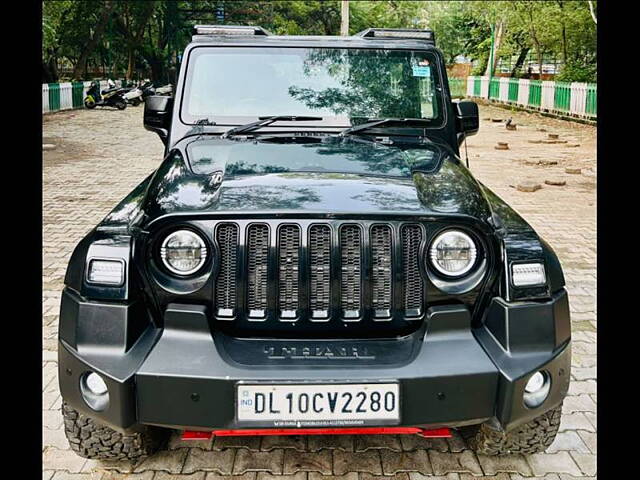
[512,263,546,287]
[87,259,125,286]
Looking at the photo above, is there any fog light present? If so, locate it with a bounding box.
[523,371,551,408]
[80,372,110,411]
[512,263,546,287]
[87,259,125,286]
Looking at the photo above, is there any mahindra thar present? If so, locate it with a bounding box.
[58,25,571,460]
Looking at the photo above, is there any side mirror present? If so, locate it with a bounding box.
[144,95,173,145]
[455,100,479,137]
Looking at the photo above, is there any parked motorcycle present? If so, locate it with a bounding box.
[141,82,156,101]
[155,83,173,96]
[123,81,153,106]
[84,80,128,110]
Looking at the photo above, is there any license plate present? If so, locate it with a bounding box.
[236,383,399,425]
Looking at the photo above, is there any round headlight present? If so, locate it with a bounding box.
[429,230,477,277]
[160,230,207,275]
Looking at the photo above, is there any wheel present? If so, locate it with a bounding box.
[131,98,141,107]
[462,402,562,455]
[84,97,96,109]
[115,101,127,110]
[62,401,168,460]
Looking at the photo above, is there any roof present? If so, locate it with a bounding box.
[189,25,437,50]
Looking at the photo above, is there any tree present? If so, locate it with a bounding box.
[71,1,114,80]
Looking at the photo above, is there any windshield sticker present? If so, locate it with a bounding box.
[412,65,431,77]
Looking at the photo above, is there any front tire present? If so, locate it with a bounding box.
[84,97,96,109]
[62,401,168,460]
[115,100,127,110]
[463,402,563,455]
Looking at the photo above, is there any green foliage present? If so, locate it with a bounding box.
[42,0,596,84]
[555,61,596,83]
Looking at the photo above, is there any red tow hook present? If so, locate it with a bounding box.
[181,427,451,440]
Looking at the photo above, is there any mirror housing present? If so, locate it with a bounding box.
[144,95,173,144]
[455,100,479,137]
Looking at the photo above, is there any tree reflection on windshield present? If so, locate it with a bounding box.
[288,48,437,121]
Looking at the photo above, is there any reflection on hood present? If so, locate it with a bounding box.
[186,136,441,178]
[139,137,491,224]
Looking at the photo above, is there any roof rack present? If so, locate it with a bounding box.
[355,28,435,45]
[192,25,272,37]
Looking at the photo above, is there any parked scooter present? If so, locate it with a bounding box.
[123,81,153,106]
[141,82,156,101]
[155,83,173,96]
[84,80,128,110]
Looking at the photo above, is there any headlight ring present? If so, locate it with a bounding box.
[160,229,208,276]
[428,229,478,277]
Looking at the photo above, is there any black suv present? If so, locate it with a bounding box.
[58,25,571,460]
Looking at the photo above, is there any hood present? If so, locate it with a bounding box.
[140,138,491,225]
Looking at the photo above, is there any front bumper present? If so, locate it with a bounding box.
[58,288,571,433]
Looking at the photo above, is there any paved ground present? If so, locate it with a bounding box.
[43,104,596,480]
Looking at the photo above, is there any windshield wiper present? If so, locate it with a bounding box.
[339,118,431,137]
[221,115,322,139]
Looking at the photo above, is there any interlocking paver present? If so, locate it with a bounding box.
[43,104,596,479]
[568,452,596,476]
[355,435,403,452]
[183,448,236,474]
[156,473,206,480]
[526,452,582,476]
[380,449,432,475]
[428,451,482,476]
[283,450,333,474]
[204,473,257,480]
[100,472,154,480]
[258,474,307,480]
[51,472,103,480]
[399,435,448,453]
[360,474,410,480]
[333,450,383,475]
[547,431,590,454]
[42,448,88,473]
[408,474,458,480]
[233,450,285,474]
[310,473,356,480]
[215,436,262,452]
[577,430,596,454]
[476,454,532,476]
[262,436,308,452]
[133,448,189,474]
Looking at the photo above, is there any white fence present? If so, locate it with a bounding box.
[43,80,123,113]
[466,76,596,119]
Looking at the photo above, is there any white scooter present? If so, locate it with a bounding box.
[123,82,146,106]
[155,83,173,96]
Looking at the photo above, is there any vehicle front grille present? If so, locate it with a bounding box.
[246,224,269,318]
[309,224,331,320]
[215,223,239,317]
[278,225,301,319]
[213,220,426,335]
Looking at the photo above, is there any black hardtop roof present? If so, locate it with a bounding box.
[189,25,437,50]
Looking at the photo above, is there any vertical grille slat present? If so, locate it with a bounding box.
[309,225,331,320]
[340,225,362,320]
[371,225,392,319]
[215,223,239,317]
[278,225,301,320]
[401,225,424,316]
[247,224,269,319]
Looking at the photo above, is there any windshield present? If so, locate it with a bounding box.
[181,47,443,127]
[186,138,442,179]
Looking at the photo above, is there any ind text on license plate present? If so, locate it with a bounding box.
[237,383,399,424]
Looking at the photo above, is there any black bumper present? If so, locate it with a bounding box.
[58,288,571,433]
